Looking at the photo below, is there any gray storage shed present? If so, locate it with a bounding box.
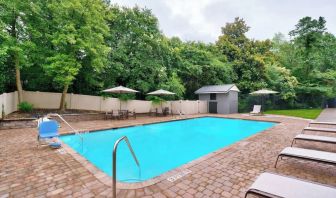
[195,84,240,114]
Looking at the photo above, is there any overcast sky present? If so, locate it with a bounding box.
[111,0,336,43]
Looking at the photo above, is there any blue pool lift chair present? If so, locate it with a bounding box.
[37,120,61,148]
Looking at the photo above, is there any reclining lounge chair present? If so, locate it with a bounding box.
[303,127,336,134]
[291,134,336,146]
[245,172,336,198]
[250,105,262,115]
[274,147,336,168]
[309,121,336,127]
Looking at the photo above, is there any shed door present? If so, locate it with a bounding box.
[209,102,217,113]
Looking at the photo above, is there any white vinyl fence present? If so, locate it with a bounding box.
[0,92,18,119]
[170,100,208,114]
[0,91,208,118]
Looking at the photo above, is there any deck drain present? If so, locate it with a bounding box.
[167,169,192,182]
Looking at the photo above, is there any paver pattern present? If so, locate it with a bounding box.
[0,114,335,198]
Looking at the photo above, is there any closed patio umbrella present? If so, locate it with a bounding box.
[147,89,175,113]
[102,86,139,110]
[249,89,278,111]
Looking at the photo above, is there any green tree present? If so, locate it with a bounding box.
[265,64,298,101]
[268,33,299,103]
[289,16,327,78]
[173,41,233,98]
[0,17,10,93]
[0,0,36,101]
[1,0,335,112]
[275,17,336,107]
[159,72,185,99]
[105,6,173,96]
[42,0,110,110]
[216,17,268,93]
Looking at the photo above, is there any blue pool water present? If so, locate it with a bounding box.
[60,117,275,183]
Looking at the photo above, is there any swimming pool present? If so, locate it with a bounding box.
[60,117,275,183]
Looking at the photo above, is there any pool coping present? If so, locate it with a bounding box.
[60,115,280,189]
[60,115,280,136]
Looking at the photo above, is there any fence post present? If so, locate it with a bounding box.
[69,93,72,110]
[99,96,102,112]
[198,100,200,114]
[0,94,4,119]
[13,92,17,112]
[3,93,7,117]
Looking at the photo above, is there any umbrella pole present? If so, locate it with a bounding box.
[161,101,163,112]
[261,96,264,112]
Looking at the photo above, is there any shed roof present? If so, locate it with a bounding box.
[195,84,240,94]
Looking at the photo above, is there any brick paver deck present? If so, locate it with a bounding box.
[0,114,335,198]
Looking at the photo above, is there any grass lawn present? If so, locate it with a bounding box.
[264,108,322,119]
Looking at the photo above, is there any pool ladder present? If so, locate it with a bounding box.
[112,136,140,198]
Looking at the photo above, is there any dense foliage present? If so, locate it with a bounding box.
[1,1,335,110]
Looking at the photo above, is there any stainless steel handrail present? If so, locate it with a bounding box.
[112,136,140,198]
[48,113,78,133]
[48,113,84,152]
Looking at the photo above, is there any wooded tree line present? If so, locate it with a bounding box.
[1,0,335,110]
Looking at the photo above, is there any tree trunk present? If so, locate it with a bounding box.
[14,52,23,103]
[59,84,69,111]
[11,12,23,103]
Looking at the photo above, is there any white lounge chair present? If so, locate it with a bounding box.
[303,127,336,134]
[245,172,336,198]
[250,105,262,115]
[274,147,336,168]
[291,134,336,146]
[309,121,336,127]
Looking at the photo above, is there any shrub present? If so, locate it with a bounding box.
[146,96,165,105]
[118,94,135,101]
[18,101,34,112]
